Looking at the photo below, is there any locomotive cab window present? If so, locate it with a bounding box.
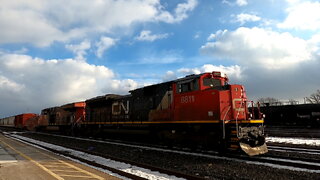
[177,78,199,93]
[203,77,221,88]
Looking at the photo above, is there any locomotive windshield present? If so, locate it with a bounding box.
[203,77,221,87]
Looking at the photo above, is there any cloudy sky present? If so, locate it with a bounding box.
[1,0,320,117]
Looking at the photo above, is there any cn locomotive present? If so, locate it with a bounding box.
[0,72,267,156]
[82,71,267,155]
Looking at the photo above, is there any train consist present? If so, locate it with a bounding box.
[0,72,267,156]
[260,104,320,127]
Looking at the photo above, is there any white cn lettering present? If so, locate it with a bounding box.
[112,101,130,115]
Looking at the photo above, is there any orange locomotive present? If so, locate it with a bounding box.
[38,102,85,132]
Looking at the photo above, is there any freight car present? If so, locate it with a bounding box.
[15,113,38,129]
[0,116,15,127]
[0,113,37,129]
[260,104,320,127]
[79,72,267,156]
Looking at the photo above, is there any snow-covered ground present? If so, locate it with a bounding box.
[266,137,320,146]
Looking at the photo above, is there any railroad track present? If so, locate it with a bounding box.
[2,131,203,180]
[3,129,320,179]
[265,127,320,138]
[268,145,320,155]
[226,154,320,172]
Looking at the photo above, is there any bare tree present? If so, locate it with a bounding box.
[257,97,282,106]
[306,90,320,104]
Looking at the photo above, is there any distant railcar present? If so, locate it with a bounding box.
[15,113,37,129]
[0,113,37,129]
[261,104,320,127]
[0,116,15,127]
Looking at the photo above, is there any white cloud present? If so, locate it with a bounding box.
[65,40,91,61]
[0,0,197,47]
[177,68,201,75]
[109,79,139,92]
[278,1,320,31]
[201,27,315,69]
[95,37,116,58]
[194,32,201,39]
[124,50,182,65]
[156,0,198,23]
[0,76,24,92]
[236,0,248,6]
[200,27,320,101]
[234,13,261,25]
[207,34,216,41]
[177,64,243,80]
[0,53,138,117]
[162,71,177,82]
[135,30,169,42]
[286,0,301,4]
[207,30,228,41]
[222,0,248,6]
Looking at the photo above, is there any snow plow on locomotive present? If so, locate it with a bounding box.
[82,71,268,156]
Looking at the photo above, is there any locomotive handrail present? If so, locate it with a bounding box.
[250,101,255,119]
[222,106,231,139]
[71,116,83,130]
[235,99,244,138]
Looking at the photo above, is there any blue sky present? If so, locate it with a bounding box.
[1,0,320,117]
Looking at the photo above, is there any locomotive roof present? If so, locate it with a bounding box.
[61,101,85,109]
[86,94,130,103]
[86,72,214,102]
[130,73,206,93]
[174,73,203,82]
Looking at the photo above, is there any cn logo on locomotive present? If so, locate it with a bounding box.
[112,101,129,115]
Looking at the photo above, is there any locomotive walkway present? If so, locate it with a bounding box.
[0,133,119,180]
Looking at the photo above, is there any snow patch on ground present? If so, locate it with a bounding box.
[266,137,320,146]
